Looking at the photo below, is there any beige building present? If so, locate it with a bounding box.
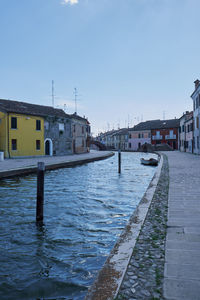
[71,113,90,154]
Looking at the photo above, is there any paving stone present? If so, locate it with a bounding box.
[164,152,200,300]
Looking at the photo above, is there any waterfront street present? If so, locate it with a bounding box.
[116,151,200,300]
[164,151,200,299]
[0,150,114,179]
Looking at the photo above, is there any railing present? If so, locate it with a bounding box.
[165,135,176,140]
[152,135,163,140]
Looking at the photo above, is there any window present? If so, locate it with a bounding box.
[82,139,85,147]
[36,140,40,150]
[129,134,131,139]
[182,125,184,132]
[129,143,131,148]
[197,137,199,149]
[11,139,17,150]
[196,117,199,129]
[156,131,160,136]
[196,97,199,109]
[11,117,17,129]
[73,125,76,133]
[36,120,41,131]
[59,123,64,131]
[82,126,84,134]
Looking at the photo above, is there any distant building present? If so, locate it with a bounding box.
[71,113,89,154]
[128,124,151,151]
[151,119,180,150]
[191,79,200,154]
[179,111,193,152]
[128,119,179,150]
[185,112,193,153]
[114,128,129,150]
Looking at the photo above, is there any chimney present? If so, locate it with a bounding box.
[194,79,200,89]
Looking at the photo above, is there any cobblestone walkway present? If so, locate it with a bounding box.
[164,152,200,300]
[117,154,169,299]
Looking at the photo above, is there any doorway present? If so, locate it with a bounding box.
[45,139,53,156]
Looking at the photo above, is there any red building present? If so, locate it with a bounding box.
[151,119,180,150]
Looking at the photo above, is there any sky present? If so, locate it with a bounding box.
[0,0,200,135]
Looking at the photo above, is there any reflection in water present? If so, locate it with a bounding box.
[0,152,157,299]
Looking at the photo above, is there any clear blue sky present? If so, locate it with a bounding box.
[1,0,200,135]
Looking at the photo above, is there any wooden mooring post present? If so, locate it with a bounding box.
[36,162,45,223]
[118,149,121,174]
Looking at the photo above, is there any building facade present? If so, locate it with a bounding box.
[0,99,90,158]
[71,113,89,154]
[179,111,193,153]
[191,79,200,155]
[185,113,193,153]
[44,112,72,156]
[0,100,45,158]
[151,119,180,150]
[128,128,151,151]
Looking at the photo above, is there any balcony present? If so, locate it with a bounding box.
[165,134,176,140]
[152,135,163,140]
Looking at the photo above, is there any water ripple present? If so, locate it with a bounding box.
[0,152,157,299]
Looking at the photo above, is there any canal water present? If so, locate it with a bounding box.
[0,152,157,300]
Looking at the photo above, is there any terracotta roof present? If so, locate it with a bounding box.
[0,98,70,118]
[130,119,180,131]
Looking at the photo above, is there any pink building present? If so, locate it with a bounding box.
[128,128,151,151]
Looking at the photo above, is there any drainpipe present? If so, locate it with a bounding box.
[7,112,10,158]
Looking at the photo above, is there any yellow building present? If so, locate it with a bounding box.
[0,99,44,158]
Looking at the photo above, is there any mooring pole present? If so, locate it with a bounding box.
[36,162,45,223]
[118,149,121,174]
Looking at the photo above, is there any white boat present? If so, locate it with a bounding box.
[140,158,158,166]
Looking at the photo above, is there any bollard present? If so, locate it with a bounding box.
[36,162,45,223]
[118,149,121,174]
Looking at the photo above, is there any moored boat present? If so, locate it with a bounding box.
[140,158,158,166]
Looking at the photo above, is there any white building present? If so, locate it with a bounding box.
[179,111,193,152]
[191,79,200,155]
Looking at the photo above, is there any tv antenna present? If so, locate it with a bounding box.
[74,87,78,113]
[163,110,166,120]
[52,80,54,107]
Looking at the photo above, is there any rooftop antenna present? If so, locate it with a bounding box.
[52,80,54,107]
[163,110,166,120]
[74,87,78,114]
[128,114,130,128]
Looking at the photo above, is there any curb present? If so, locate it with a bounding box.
[85,154,163,300]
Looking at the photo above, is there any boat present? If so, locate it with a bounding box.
[140,158,158,166]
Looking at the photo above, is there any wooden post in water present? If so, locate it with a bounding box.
[36,162,45,223]
[118,149,121,174]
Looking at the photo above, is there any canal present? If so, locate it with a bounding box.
[0,152,157,300]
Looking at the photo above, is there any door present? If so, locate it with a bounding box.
[45,140,50,155]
